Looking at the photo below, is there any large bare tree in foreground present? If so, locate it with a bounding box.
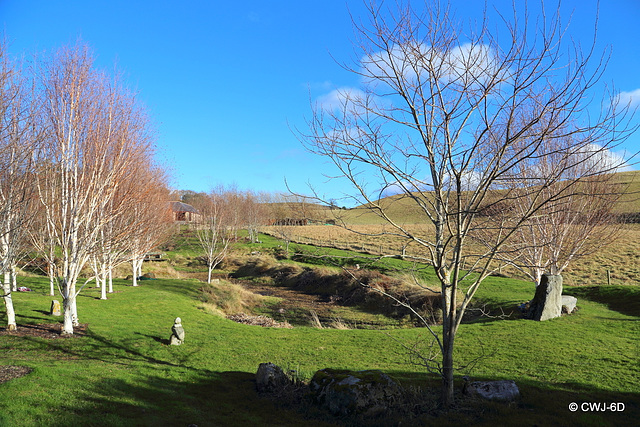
[301,1,634,407]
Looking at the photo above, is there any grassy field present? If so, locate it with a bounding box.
[267,222,640,287]
[265,170,640,287]
[0,229,638,426]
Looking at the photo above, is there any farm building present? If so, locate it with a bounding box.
[170,201,201,223]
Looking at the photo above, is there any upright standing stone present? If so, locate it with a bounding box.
[526,274,563,321]
[170,317,185,345]
[50,300,61,316]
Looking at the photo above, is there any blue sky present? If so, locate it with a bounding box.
[1,0,638,199]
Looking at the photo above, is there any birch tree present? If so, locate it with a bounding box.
[243,191,267,244]
[38,42,159,334]
[124,167,172,288]
[490,141,626,286]
[301,0,635,407]
[0,41,41,330]
[194,188,235,284]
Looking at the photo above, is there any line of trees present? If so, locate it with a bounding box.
[170,188,325,280]
[0,40,171,335]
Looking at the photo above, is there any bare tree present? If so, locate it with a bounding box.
[193,188,235,284]
[267,193,317,257]
[300,1,635,407]
[37,42,160,334]
[0,40,41,330]
[488,143,626,286]
[29,196,58,296]
[125,168,172,288]
[243,190,268,244]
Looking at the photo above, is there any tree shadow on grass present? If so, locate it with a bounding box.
[33,310,51,316]
[563,286,640,317]
[49,367,640,427]
[12,326,189,370]
[55,370,339,427]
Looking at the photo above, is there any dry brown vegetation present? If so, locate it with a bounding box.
[228,254,443,323]
[199,279,268,316]
[263,217,640,287]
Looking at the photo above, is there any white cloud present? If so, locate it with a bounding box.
[574,144,634,173]
[444,43,508,86]
[361,42,507,88]
[615,88,640,107]
[316,87,366,112]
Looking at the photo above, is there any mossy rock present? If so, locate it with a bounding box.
[309,368,402,417]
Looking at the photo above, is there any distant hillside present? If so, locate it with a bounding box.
[332,170,640,225]
[612,170,640,215]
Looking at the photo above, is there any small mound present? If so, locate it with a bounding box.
[0,366,32,384]
[227,313,293,328]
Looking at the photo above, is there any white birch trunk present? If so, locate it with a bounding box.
[92,258,101,289]
[48,262,55,296]
[10,266,16,292]
[2,271,16,331]
[71,294,79,327]
[61,280,74,335]
[132,259,139,287]
[108,268,113,293]
[100,261,107,300]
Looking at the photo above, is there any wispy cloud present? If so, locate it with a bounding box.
[615,88,640,107]
[361,42,507,88]
[316,87,366,112]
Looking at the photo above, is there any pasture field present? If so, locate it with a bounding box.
[266,170,640,287]
[264,223,640,287]
[0,230,638,426]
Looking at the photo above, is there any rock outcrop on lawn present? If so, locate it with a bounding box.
[309,368,402,417]
[463,379,520,401]
[256,363,290,393]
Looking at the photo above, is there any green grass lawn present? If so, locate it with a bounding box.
[1,267,638,425]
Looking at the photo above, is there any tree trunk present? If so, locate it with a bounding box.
[94,259,101,289]
[48,262,55,296]
[100,262,107,300]
[132,259,138,287]
[441,329,455,408]
[108,268,113,293]
[61,279,75,335]
[2,271,16,331]
[71,293,79,326]
[10,266,16,292]
[207,263,213,284]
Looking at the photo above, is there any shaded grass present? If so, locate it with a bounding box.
[563,285,640,317]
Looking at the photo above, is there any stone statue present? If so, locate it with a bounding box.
[169,317,185,345]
